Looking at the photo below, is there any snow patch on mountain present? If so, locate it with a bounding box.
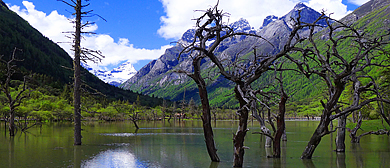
[82,61,137,87]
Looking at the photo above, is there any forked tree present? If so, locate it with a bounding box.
[59,0,104,145]
[179,3,325,166]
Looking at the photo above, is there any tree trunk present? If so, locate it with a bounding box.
[263,126,272,148]
[132,119,139,129]
[335,114,346,152]
[301,82,344,159]
[267,109,276,132]
[252,101,271,148]
[350,112,363,143]
[273,95,287,158]
[233,108,248,167]
[282,129,287,141]
[198,84,220,162]
[73,0,82,146]
[301,116,330,159]
[233,86,249,167]
[4,119,6,136]
[9,110,15,136]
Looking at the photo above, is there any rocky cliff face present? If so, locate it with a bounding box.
[120,3,330,104]
[121,18,256,91]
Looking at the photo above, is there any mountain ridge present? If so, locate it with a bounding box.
[120,3,329,106]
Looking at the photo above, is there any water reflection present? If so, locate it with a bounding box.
[350,143,364,168]
[302,159,316,168]
[82,149,155,168]
[209,161,219,168]
[1,121,389,168]
[336,152,346,168]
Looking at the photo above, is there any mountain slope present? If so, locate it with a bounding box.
[121,3,329,106]
[0,1,163,106]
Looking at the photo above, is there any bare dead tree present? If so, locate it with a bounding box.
[179,3,331,166]
[0,48,29,136]
[58,0,104,145]
[193,8,327,167]
[271,64,289,158]
[250,62,292,158]
[178,2,330,165]
[285,14,390,158]
[252,99,273,148]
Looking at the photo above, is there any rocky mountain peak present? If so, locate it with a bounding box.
[180,29,196,44]
[262,15,278,27]
[293,2,308,11]
[178,18,255,46]
[280,2,327,29]
[229,18,252,32]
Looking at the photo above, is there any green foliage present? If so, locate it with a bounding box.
[346,119,390,131]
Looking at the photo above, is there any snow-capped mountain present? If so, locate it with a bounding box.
[82,61,137,87]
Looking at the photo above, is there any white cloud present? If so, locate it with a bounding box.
[82,34,171,70]
[305,0,350,19]
[158,0,352,39]
[347,0,370,6]
[9,1,171,71]
[9,1,74,54]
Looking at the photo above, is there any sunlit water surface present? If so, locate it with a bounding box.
[0,120,389,167]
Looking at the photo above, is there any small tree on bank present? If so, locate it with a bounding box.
[0,48,29,136]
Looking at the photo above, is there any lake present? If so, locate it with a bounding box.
[0,120,389,167]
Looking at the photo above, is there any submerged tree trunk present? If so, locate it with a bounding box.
[335,113,346,152]
[233,86,249,167]
[301,115,330,159]
[263,127,272,148]
[252,102,272,148]
[198,80,220,162]
[183,55,220,162]
[282,128,287,141]
[273,94,287,158]
[73,0,82,146]
[301,81,344,159]
[9,110,15,136]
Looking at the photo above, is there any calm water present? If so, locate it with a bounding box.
[0,120,389,168]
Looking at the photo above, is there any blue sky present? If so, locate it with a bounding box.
[5,0,369,71]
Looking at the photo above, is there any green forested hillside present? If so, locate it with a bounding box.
[0,2,163,107]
